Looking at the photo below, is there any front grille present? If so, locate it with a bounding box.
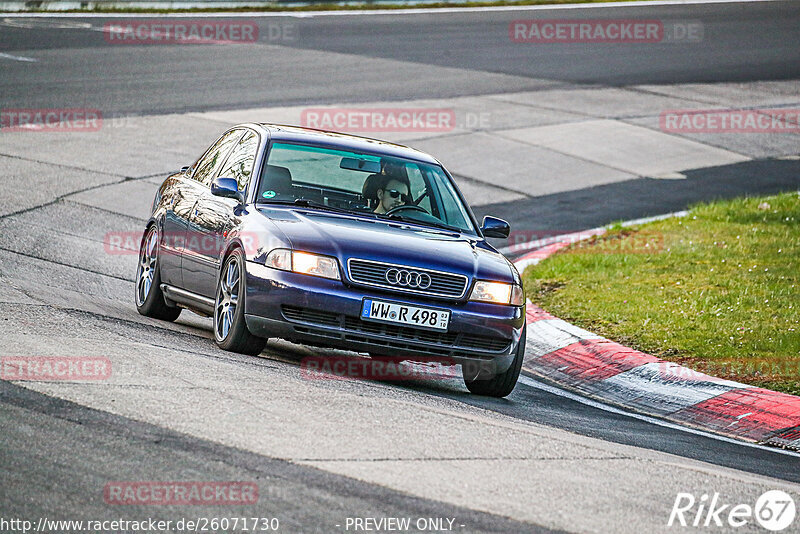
[343,317,459,345]
[347,259,468,299]
[281,305,510,354]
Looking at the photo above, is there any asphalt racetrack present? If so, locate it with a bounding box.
[1,2,800,532]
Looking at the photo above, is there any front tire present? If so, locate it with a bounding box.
[463,323,525,398]
[213,248,267,356]
[135,225,181,322]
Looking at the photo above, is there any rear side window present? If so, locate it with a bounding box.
[192,129,243,186]
[218,130,259,192]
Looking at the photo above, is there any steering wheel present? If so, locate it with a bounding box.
[386,204,428,215]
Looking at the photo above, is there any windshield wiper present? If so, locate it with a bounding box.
[382,213,463,234]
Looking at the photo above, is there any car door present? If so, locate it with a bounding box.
[184,129,259,298]
[179,128,244,295]
[159,130,240,288]
[158,170,199,289]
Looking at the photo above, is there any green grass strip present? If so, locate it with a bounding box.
[523,191,800,395]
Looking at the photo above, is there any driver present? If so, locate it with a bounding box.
[374,175,409,214]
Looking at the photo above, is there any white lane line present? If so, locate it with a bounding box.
[0,0,783,18]
[618,210,689,227]
[0,52,37,62]
[1,17,91,28]
[517,373,800,459]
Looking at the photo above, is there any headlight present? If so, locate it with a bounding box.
[469,280,524,306]
[265,249,340,280]
[292,251,340,279]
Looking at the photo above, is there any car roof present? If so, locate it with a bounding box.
[244,123,440,165]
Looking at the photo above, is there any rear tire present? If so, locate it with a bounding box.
[135,225,182,322]
[463,323,525,398]
[214,248,267,356]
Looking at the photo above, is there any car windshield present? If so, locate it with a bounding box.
[256,142,476,234]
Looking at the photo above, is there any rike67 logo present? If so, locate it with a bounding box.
[669,490,796,531]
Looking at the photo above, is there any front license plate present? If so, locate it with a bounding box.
[361,299,450,331]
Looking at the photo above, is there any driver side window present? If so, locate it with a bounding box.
[217,130,259,192]
[192,129,243,186]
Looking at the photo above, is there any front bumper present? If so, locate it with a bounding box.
[243,261,525,373]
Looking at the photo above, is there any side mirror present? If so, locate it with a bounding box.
[481,216,510,239]
[180,166,190,173]
[211,177,243,203]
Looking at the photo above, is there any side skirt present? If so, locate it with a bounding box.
[160,284,215,317]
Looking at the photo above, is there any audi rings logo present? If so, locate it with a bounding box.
[385,268,432,289]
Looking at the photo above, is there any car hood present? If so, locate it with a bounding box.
[255,207,516,283]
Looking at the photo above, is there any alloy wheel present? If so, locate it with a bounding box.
[136,227,158,306]
[215,256,240,341]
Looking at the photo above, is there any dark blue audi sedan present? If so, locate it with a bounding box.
[136,124,526,396]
